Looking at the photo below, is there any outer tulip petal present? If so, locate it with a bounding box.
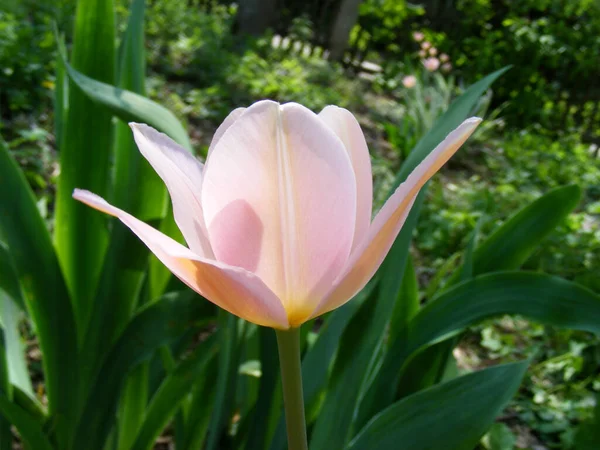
[202,100,357,326]
[207,107,246,159]
[130,123,213,257]
[311,117,482,318]
[72,189,289,329]
[319,106,373,251]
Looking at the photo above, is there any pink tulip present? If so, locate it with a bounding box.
[73,100,480,329]
[402,75,417,88]
[423,57,441,72]
[412,31,425,42]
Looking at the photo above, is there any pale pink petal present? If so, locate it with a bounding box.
[207,107,246,159]
[73,189,289,329]
[202,100,356,326]
[311,117,482,318]
[319,106,372,251]
[130,123,213,257]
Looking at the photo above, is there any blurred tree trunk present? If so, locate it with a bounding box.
[328,0,362,61]
[236,0,278,35]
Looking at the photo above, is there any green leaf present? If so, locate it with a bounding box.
[59,47,191,152]
[368,184,583,419]
[0,140,78,446]
[72,291,209,450]
[0,329,12,449]
[0,395,54,450]
[244,327,279,450]
[0,244,33,397]
[130,335,218,450]
[54,0,116,338]
[389,253,419,340]
[180,359,219,450]
[395,215,484,398]
[348,189,425,434]
[378,272,600,416]
[205,311,240,450]
[309,191,426,450]
[102,3,168,449]
[399,185,582,398]
[470,184,581,276]
[393,67,510,187]
[352,69,509,430]
[483,423,517,450]
[347,361,528,450]
[12,386,46,423]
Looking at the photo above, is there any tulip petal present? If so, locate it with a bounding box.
[319,106,373,251]
[311,117,482,318]
[207,107,246,159]
[73,189,289,329]
[202,100,357,326]
[130,123,213,257]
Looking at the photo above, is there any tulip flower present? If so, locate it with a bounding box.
[412,31,425,42]
[74,100,480,450]
[402,75,418,88]
[423,56,441,72]
[74,100,480,330]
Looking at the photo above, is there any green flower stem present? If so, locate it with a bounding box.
[276,327,308,450]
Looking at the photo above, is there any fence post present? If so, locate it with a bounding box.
[328,0,362,61]
[235,0,277,35]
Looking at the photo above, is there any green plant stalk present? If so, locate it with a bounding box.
[275,327,308,450]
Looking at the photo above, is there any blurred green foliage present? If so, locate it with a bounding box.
[417,128,600,291]
[0,1,73,117]
[0,9,53,115]
[365,0,600,135]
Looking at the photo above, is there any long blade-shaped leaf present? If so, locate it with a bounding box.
[468,184,581,276]
[0,395,53,450]
[60,53,191,151]
[130,335,218,450]
[396,184,583,398]
[364,183,583,422]
[408,272,600,346]
[352,69,509,430]
[0,140,78,446]
[394,67,510,186]
[348,361,528,450]
[205,311,240,450]
[244,327,278,450]
[389,254,419,340]
[0,245,32,397]
[73,291,209,450]
[180,359,218,450]
[0,330,11,449]
[394,215,483,399]
[309,190,425,450]
[54,0,116,337]
[366,271,600,424]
